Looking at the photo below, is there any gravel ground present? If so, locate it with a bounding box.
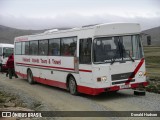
[0,73,160,120]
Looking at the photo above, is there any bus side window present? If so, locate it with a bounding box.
[30,41,38,55]
[39,40,48,55]
[0,47,2,56]
[61,37,77,56]
[79,38,92,64]
[49,38,60,56]
[15,42,22,55]
[25,42,29,55]
[22,42,29,55]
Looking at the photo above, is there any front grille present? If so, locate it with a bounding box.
[111,72,134,81]
[112,79,135,85]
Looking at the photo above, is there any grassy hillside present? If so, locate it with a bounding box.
[144,46,160,79]
[0,25,45,44]
[0,24,160,45]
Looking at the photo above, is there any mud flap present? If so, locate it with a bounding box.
[134,90,146,96]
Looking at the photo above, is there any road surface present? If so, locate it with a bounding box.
[0,73,160,120]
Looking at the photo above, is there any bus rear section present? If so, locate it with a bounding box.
[0,44,14,72]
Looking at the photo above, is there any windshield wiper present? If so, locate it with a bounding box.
[110,50,120,65]
[110,58,116,65]
[123,49,135,62]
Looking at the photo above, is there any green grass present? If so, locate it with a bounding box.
[144,46,160,80]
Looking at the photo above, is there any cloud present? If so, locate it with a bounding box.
[0,13,160,30]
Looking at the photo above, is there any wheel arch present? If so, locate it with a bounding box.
[26,67,35,84]
[27,68,31,74]
[66,73,77,90]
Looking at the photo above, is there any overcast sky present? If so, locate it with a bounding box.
[0,0,160,30]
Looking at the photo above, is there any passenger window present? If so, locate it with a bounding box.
[0,47,2,55]
[61,37,77,56]
[39,40,48,55]
[22,42,29,55]
[49,38,60,56]
[79,38,92,64]
[30,41,38,55]
[15,42,22,55]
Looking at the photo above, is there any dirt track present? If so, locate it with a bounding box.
[0,73,160,120]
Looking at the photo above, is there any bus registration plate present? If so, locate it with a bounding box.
[120,84,130,89]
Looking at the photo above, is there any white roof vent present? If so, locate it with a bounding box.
[44,29,58,34]
[71,27,79,30]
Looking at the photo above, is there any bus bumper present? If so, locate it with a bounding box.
[106,81,148,91]
[77,81,148,95]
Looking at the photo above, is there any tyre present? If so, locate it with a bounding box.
[134,90,146,96]
[27,69,35,84]
[68,76,78,95]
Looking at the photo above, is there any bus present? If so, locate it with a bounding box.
[0,43,14,72]
[14,23,148,95]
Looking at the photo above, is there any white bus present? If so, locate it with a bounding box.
[0,43,14,72]
[14,23,148,95]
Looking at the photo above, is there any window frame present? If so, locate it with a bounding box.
[79,38,92,64]
[93,34,143,64]
[29,40,39,55]
[49,38,61,56]
[14,36,77,57]
[38,39,49,56]
[21,41,30,55]
[60,36,77,57]
[0,47,2,55]
[15,42,22,55]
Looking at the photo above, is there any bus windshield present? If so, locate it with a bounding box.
[3,47,14,58]
[93,35,143,64]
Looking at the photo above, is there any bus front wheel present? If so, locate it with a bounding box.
[68,76,78,95]
[27,69,35,84]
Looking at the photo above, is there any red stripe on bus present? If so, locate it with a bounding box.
[16,71,27,79]
[16,62,92,72]
[79,69,92,73]
[16,71,66,89]
[16,72,148,95]
[77,82,148,95]
[77,86,105,95]
[34,77,67,89]
[16,62,74,71]
[125,58,145,85]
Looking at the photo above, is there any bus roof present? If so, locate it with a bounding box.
[0,43,14,48]
[15,23,141,42]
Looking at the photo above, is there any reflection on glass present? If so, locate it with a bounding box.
[93,35,143,63]
[3,47,14,57]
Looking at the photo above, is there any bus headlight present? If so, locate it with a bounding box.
[102,76,107,82]
[138,71,143,77]
[97,76,107,82]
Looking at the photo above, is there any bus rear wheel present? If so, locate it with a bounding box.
[68,76,78,95]
[27,69,35,84]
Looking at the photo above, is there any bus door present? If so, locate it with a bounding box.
[79,38,92,84]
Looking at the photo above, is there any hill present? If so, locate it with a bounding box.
[0,25,160,46]
[0,25,45,44]
[141,26,160,46]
